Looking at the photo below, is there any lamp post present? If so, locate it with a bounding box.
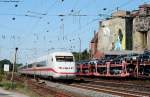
[11,47,18,89]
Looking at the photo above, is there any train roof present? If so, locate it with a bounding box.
[50,52,73,56]
[29,51,73,64]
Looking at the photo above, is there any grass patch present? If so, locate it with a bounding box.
[16,87,41,97]
[16,83,53,97]
[0,74,52,97]
[0,80,16,90]
[143,79,150,83]
[0,80,40,97]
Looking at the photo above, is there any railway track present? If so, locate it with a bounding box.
[27,80,73,97]
[43,78,150,97]
[73,78,150,97]
[15,74,150,97]
[14,75,76,97]
[69,83,150,97]
[78,77,150,88]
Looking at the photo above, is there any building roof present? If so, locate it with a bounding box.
[131,10,139,17]
[111,10,130,17]
[139,4,150,8]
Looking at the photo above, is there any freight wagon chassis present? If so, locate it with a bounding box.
[76,60,150,79]
[127,60,150,79]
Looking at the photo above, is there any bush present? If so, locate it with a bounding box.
[16,82,24,89]
[0,74,3,81]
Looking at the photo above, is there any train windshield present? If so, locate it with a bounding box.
[56,56,74,62]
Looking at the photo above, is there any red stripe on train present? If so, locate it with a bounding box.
[21,68,76,74]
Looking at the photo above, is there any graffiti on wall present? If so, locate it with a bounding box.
[100,25,112,51]
[99,19,126,51]
[114,29,123,50]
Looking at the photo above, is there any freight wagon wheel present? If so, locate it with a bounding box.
[79,78,85,82]
[35,77,40,82]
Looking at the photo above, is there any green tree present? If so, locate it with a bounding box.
[81,49,90,60]
[72,52,80,61]
[0,59,12,74]
[0,59,22,73]
[72,49,90,61]
[14,63,23,72]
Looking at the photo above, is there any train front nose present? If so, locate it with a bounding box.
[53,64,76,79]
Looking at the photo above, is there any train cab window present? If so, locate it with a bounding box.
[65,56,74,61]
[23,65,27,69]
[56,56,73,62]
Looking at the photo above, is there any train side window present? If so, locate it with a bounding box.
[51,58,53,62]
[36,61,46,67]
[28,64,32,68]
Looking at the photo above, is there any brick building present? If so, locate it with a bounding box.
[90,32,104,59]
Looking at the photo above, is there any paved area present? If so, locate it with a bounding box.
[0,88,29,97]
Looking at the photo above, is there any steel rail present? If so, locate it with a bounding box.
[69,83,150,97]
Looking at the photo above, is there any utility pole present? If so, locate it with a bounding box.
[79,37,81,61]
[11,47,18,89]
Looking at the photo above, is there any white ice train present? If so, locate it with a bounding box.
[18,52,76,79]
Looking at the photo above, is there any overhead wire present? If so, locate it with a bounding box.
[1,0,149,62]
[23,1,53,58]
[28,0,59,50]
[106,0,135,14]
[0,1,94,60]
[0,0,22,2]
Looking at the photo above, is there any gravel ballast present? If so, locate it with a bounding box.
[46,81,120,97]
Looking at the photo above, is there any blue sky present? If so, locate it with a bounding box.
[0,0,149,64]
